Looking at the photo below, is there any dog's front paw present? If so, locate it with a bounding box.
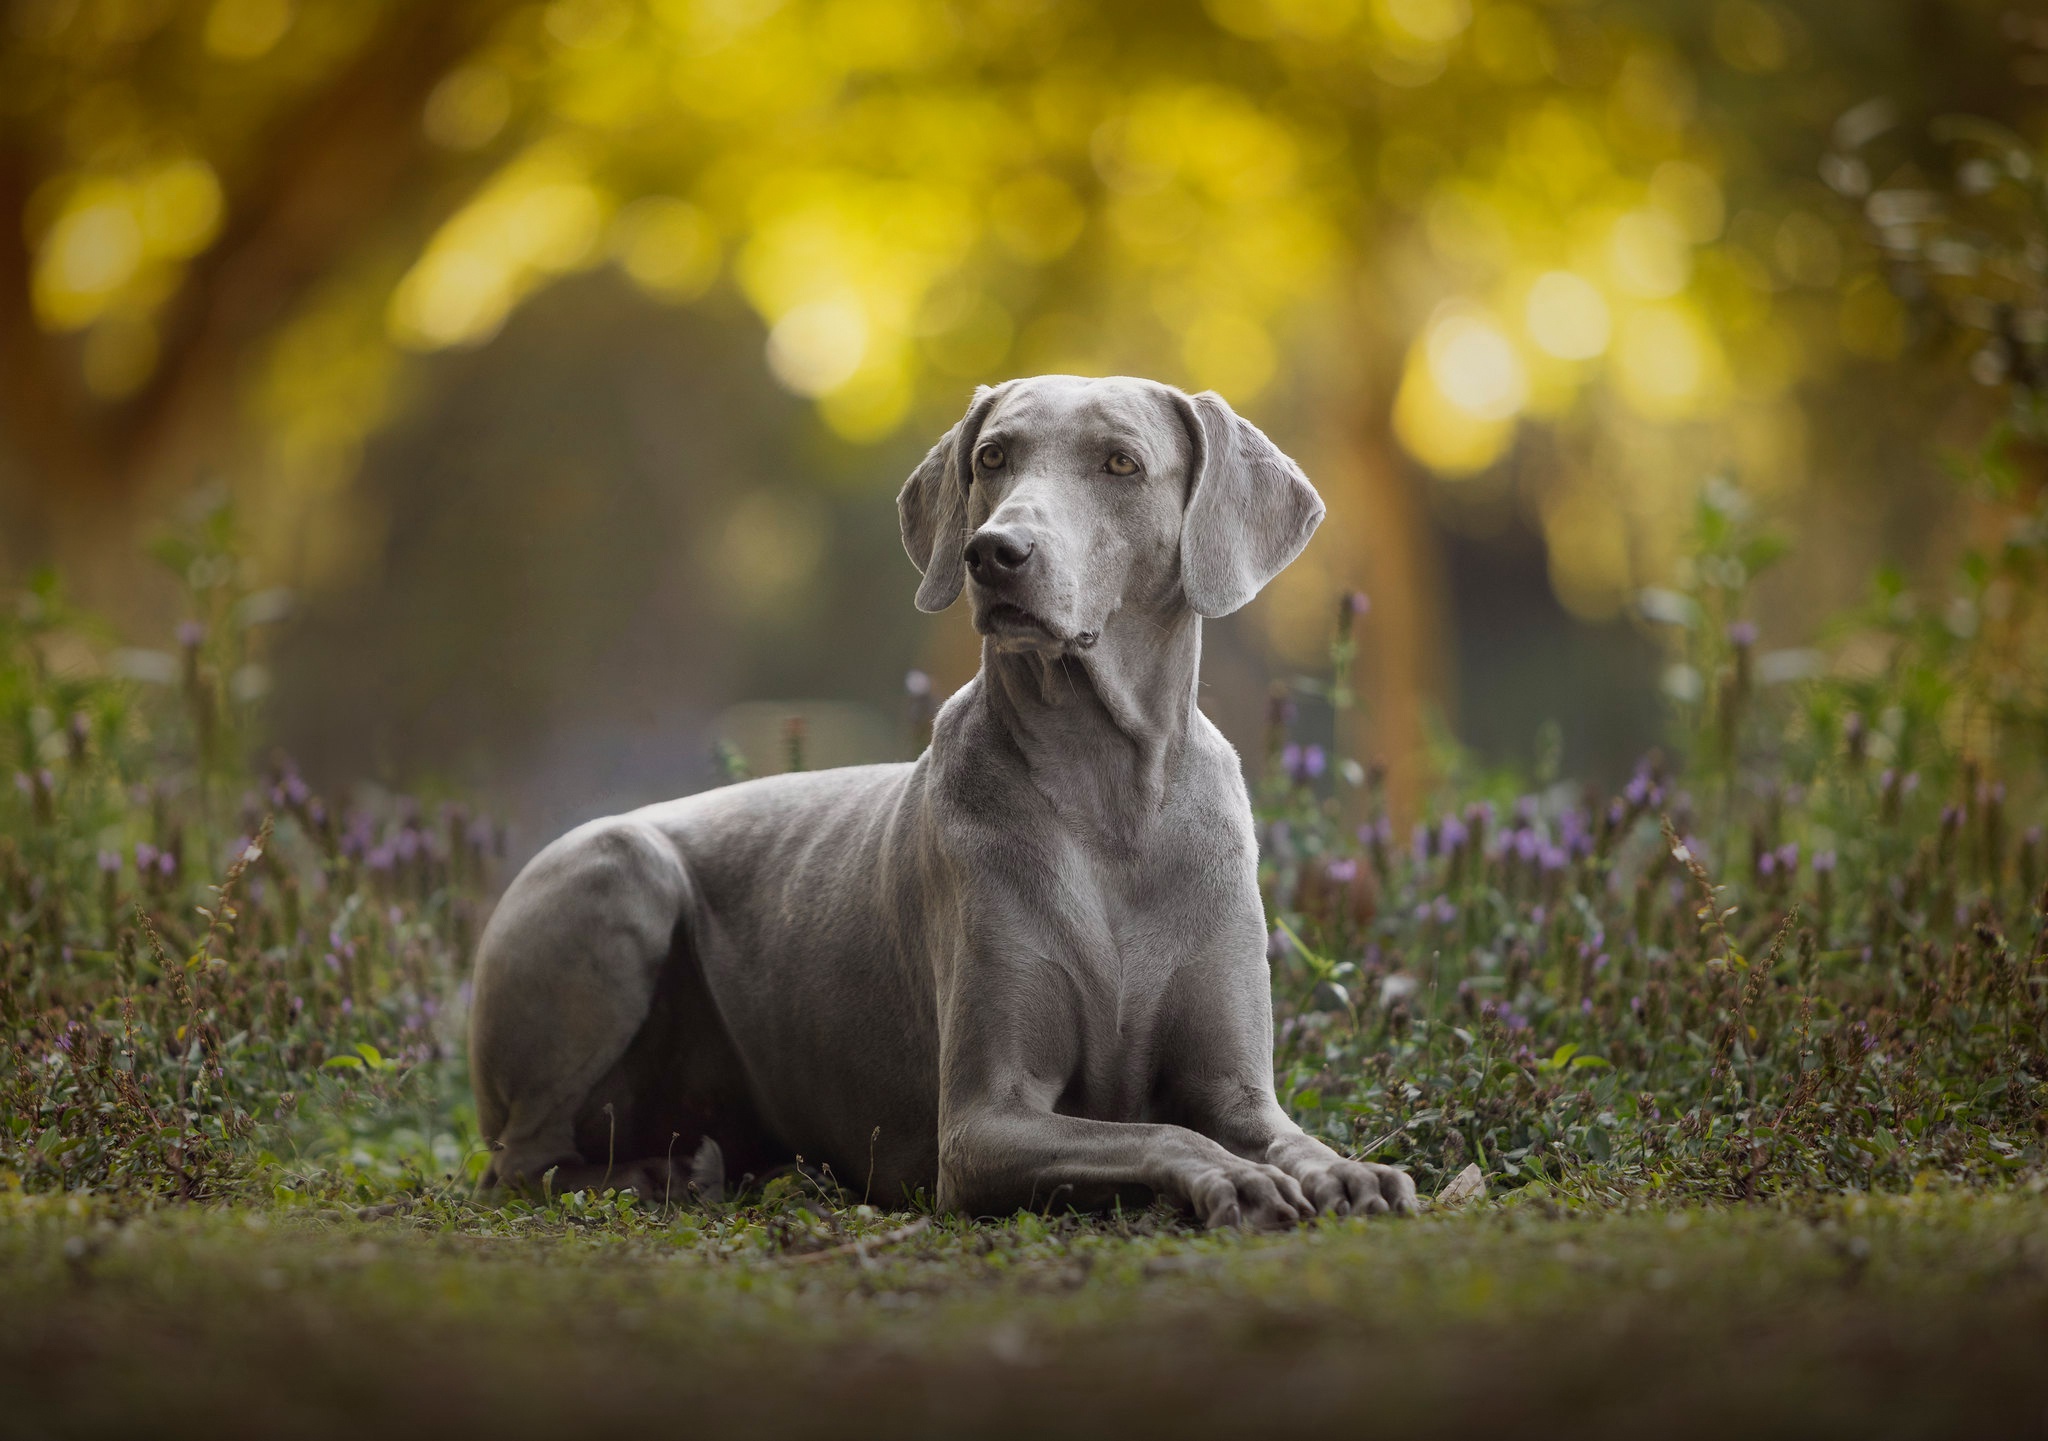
[1188,1162,1313,1230]
[1293,1158,1418,1218]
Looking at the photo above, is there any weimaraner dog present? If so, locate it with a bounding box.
[469,375,1417,1226]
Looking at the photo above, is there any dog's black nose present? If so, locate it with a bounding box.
[965,526,1035,581]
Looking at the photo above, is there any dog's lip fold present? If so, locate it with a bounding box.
[983,601,1058,638]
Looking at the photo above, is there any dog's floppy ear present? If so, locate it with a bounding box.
[1175,389,1325,618]
[898,385,999,613]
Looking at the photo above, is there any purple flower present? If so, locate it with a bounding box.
[1758,851,1776,878]
[97,849,121,874]
[1581,997,1594,1015]
[1326,857,1358,884]
[1432,896,1457,926]
[1513,830,1540,864]
[905,669,931,698]
[1413,823,1433,863]
[1593,953,1610,973]
[1774,842,1799,874]
[340,998,353,1016]
[1267,928,1292,961]
[1630,994,1644,1014]
[1439,816,1468,852]
[134,842,158,872]
[1344,590,1370,616]
[1302,745,1325,780]
[1813,849,1836,874]
[177,620,207,648]
[1727,620,1757,647]
[157,852,177,879]
[1280,743,1301,779]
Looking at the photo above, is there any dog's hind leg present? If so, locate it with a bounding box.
[468,817,690,1194]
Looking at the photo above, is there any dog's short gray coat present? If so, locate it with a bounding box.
[468,375,1416,1226]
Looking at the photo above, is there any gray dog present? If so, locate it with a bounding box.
[469,374,1417,1227]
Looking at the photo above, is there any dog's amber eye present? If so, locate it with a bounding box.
[975,442,1006,471]
[1105,451,1139,476]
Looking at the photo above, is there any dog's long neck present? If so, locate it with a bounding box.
[980,606,1202,829]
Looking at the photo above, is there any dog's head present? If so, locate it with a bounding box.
[897,376,1323,655]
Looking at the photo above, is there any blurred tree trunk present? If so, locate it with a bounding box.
[0,3,500,612]
[1313,411,1451,826]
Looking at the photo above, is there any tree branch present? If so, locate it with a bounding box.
[105,0,512,501]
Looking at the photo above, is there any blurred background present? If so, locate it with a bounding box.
[0,0,2038,852]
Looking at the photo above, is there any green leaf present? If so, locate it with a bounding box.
[1570,1055,1611,1070]
[323,1055,362,1070]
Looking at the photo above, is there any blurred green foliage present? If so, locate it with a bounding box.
[2,0,2039,627]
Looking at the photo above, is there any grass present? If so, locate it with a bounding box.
[4,478,2048,1430]
[6,1185,2047,1437]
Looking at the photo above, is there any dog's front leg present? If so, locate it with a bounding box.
[938,1098,1314,1229]
[1164,972,1419,1218]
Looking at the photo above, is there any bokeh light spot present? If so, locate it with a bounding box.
[1648,161,1724,244]
[35,190,143,330]
[205,0,294,60]
[1374,0,1470,47]
[1615,304,1719,417]
[1525,271,1611,360]
[612,196,721,301]
[767,296,868,395]
[424,66,513,152]
[1426,307,1526,420]
[139,160,224,258]
[1608,210,1692,298]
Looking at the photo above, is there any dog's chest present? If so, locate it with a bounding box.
[1051,825,1255,1114]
